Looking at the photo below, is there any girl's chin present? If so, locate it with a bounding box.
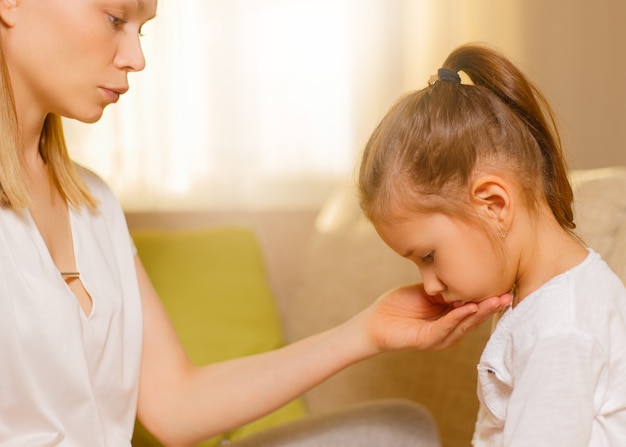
[448,292,506,305]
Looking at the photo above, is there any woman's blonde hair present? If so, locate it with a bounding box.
[358,43,574,234]
[0,47,96,209]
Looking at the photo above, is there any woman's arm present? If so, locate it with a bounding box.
[134,256,510,446]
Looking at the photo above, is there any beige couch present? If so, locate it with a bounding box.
[126,166,626,447]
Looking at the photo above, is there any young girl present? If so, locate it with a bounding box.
[358,43,626,446]
[0,2,511,446]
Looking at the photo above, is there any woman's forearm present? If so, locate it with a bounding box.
[146,313,373,446]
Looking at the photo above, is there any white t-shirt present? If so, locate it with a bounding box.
[473,249,626,446]
[0,165,143,446]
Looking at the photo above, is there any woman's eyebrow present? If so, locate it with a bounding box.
[136,0,157,21]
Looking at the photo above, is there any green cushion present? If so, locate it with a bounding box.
[130,227,306,447]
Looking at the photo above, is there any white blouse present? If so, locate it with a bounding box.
[0,165,143,446]
[473,250,626,446]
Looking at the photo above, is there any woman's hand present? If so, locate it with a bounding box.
[362,283,512,352]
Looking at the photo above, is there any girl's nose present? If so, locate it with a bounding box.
[421,270,446,297]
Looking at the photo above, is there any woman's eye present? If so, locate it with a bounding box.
[108,14,127,29]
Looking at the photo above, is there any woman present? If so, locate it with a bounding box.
[0,1,510,445]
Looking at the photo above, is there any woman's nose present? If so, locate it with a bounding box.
[114,34,147,72]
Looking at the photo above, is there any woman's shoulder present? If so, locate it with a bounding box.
[73,163,117,203]
[72,163,133,243]
[73,163,108,190]
[72,163,127,222]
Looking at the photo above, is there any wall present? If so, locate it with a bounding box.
[519,0,626,169]
[391,0,626,170]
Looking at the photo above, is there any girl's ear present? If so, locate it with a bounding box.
[0,0,18,27]
[470,175,513,229]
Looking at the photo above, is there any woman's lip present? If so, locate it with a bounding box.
[100,86,128,103]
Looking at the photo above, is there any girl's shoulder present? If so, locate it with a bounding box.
[507,250,626,339]
[527,249,623,306]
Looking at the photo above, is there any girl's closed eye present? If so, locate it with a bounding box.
[421,252,434,264]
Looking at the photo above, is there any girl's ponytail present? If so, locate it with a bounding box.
[443,45,575,230]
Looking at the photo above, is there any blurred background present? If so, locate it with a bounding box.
[64,0,626,212]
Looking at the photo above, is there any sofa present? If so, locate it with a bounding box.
[127,166,626,447]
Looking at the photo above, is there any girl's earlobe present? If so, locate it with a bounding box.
[0,0,19,27]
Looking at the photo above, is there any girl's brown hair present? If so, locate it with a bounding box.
[0,47,96,209]
[358,43,574,232]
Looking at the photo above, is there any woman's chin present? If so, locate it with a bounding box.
[73,110,105,124]
[63,105,107,124]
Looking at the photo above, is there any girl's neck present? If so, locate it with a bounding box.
[511,213,588,307]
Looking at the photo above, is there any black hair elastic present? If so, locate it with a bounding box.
[437,68,461,83]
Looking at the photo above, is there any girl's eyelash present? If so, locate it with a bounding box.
[421,252,434,264]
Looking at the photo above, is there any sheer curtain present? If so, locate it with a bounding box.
[65,0,522,211]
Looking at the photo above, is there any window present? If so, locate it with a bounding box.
[65,0,522,211]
